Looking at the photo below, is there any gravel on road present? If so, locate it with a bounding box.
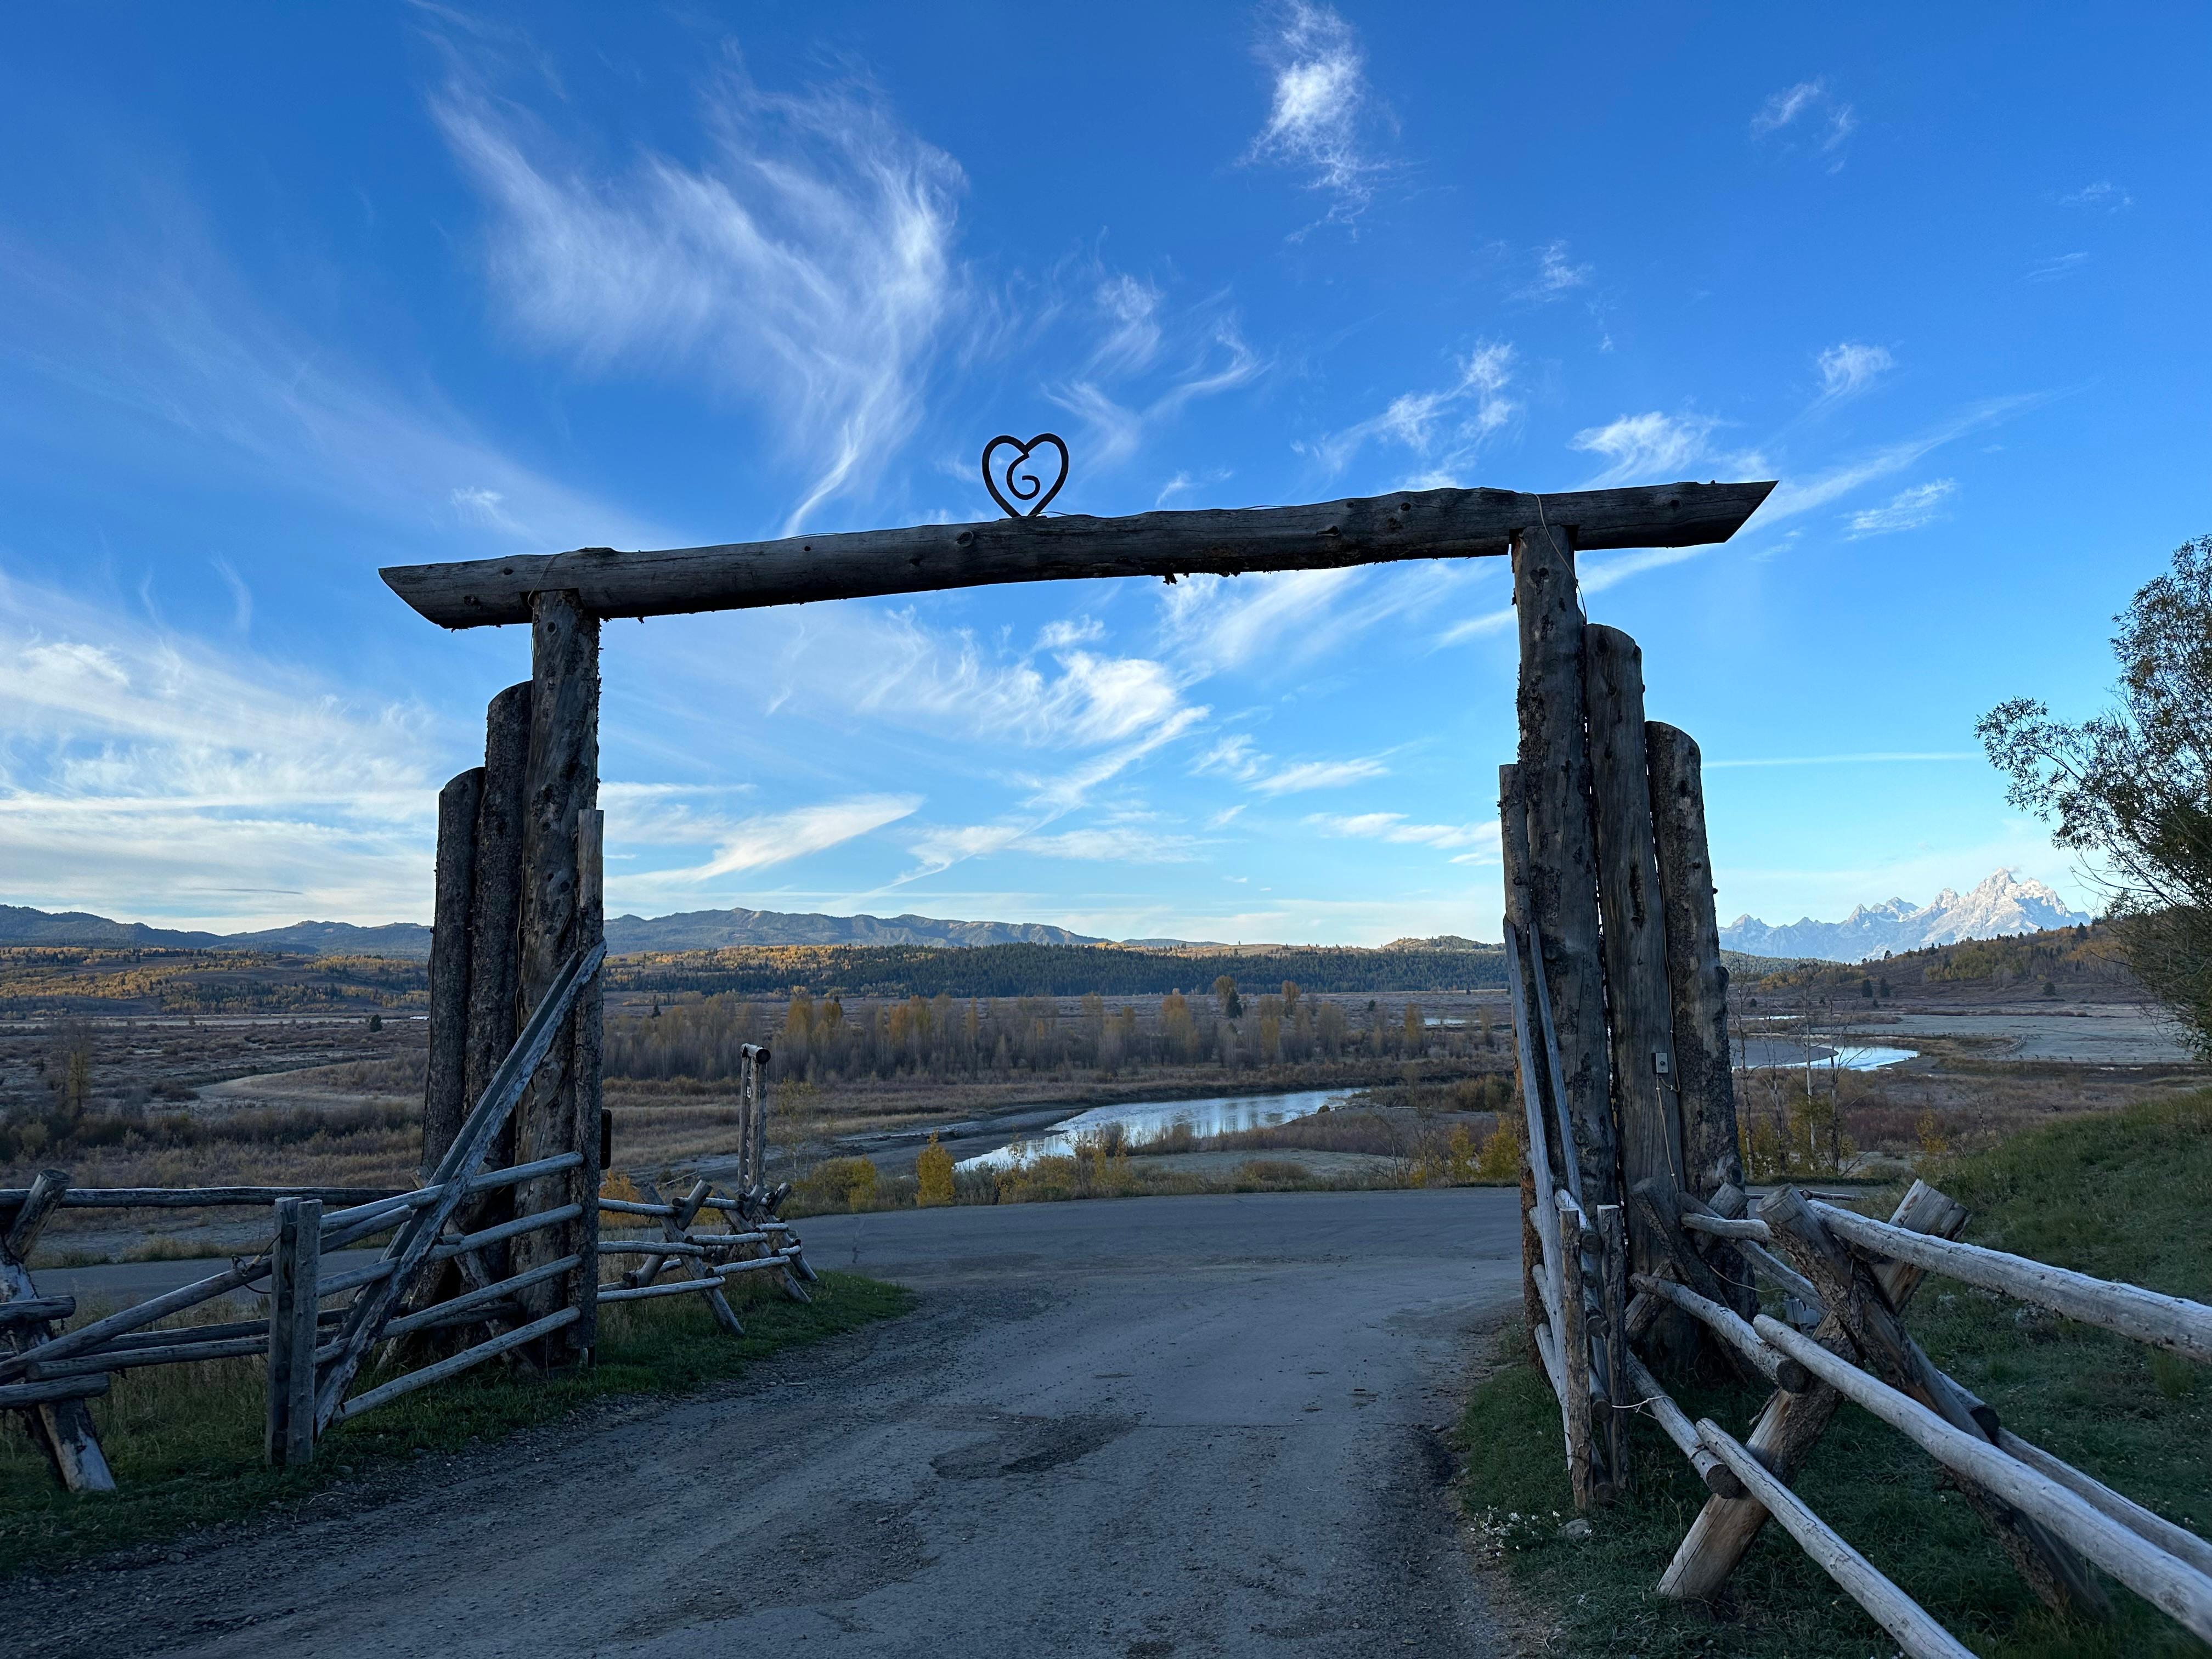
[2,1187,1522,1658]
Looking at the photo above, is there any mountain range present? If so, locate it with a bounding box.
[1718,870,2091,963]
[0,902,1130,959]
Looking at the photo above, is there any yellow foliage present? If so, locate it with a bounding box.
[916,1133,955,1206]
[1474,1115,1524,1183]
[597,1170,643,1224]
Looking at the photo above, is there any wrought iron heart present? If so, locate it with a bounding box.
[981,432,1069,520]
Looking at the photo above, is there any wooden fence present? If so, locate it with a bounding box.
[0,962,811,1488]
[1496,607,2212,1652]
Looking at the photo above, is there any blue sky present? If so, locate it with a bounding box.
[1,4,2204,943]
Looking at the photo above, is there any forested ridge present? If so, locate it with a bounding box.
[603,941,1505,1000]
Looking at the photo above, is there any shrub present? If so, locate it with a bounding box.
[916,1134,955,1206]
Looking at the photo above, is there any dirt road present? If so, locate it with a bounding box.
[4,1188,1521,1657]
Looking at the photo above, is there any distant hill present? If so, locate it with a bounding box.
[0,902,1113,960]
[605,907,1108,951]
[1720,870,2092,964]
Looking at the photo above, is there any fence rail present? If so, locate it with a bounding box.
[1498,780,2212,1652]
[0,939,811,1490]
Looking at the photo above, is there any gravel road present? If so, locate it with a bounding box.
[4,1187,1522,1658]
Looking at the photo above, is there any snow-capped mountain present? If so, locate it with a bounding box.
[1720,870,2092,963]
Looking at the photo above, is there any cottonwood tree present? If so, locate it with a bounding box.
[1981,532,2212,1049]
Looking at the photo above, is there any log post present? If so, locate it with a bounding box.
[1512,510,1618,1206]
[466,683,532,1176]
[572,807,604,1353]
[0,1170,114,1492]
[423,769,483,1176]
[1555,1197,1596,1509]
[1645,721,1745,1201]
[265,1196,321,1466]
[1584,627,1686,1291]
[511,591,599,1362]
[1499,765,1570,1197]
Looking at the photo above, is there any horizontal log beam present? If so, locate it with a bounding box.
[380,482,1777,629]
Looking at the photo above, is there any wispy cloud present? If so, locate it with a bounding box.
[1570,410,1722,487]
[1196,736,1386,795]
[0,573,441,929]
[1306,811,1496,857]
[2025,251,2090,282]
[432,61,964,533]
[2059,180,2131,212]
[1517,241,1592,302]
[1248,2,1382,222]
[1816,341,1894,401]
[1846,478,1956,538]
[1049,320,1262,470]
[1302,342,1516,485]
[646,794,921,886]
[1760,395,2040,523]
[1751,77,1856,167]
[0,215,663,552]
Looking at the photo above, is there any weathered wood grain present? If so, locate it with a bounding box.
[264,1195,320,1466]
[1810,1198,2212,1364]
[423,769,483,1176]
[1514,517,1618,1207]
[1645,721,1746,1208]
[1759,1316,2212,1641]
[571,807,603,1352]
[1630,1272,1812,1393]
[1585,628,1684,1291]
[381,483,1778,629]
[1625,1351,1744,1499]
[465,681,533,1223]
[512,592,597,1358]
[1694,1419,1974,1658]
[0,1170,115,1492]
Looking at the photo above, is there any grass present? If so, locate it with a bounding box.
[0,1269,912,1576]
[1457,1090,2212,1658]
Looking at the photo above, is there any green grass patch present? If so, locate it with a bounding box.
[1458,1091,2212,1657]
[0,1269,912,1576]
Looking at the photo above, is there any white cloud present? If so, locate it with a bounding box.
[1518,241,1592,301]
[1018,827,1201,863]
[1248,2,1380,218]
[1091,273,1164,374]
[1846,478,1956,538]
[1253,758,1386,794]
[0,575,442,929]
[1304,342,1516,484]
[433,64,963,533]
[1570,410,1722,486]
[1751,78,1856,164]
[2025,251,2090,282]
[663,794,921,884]
[2059,180,2131,212]
[1816,342,1894,400]
[1760,395,2039,523]
[1049,321,1262,471]
[1306,811,1496,853]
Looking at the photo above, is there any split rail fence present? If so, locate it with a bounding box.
[1497,579,2212,1652]
[0,957,811,1489]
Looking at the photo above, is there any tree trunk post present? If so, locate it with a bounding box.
[571,806,605,1354]
[512,591,599,1362]
[423,769,483,1177]
[265,1196,321,1466]
[1512,509,1618,1206]
[1646,721,1746,1201]
[466,682,533,1228]
[1584,626,1685,1285]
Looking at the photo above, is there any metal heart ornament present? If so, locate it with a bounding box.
[981,432,1069,520]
